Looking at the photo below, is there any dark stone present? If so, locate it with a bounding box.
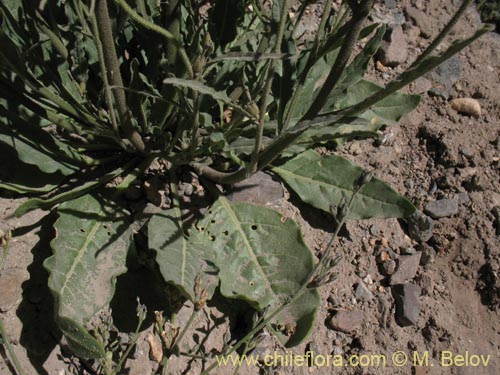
[406,210,434,242]
[424,198,459,219]
[392,284,421,326]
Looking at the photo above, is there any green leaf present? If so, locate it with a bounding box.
[333,79,421,125]
[13,163,130,217]
[162,77,249,116]
[208,52,295,64]
[0,131,77,176]
[273,150,415,219]
[330,25,386,95]
[149,208,215,301]
[44,194,132,358]
[191,197,320,346]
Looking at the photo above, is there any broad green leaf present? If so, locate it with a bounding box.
[191,197,320,346]
[273,150,415,219]
[149,208,215,301]
[333,79,421,125]
[13,164,129,217]
[0,131,77,176]
[44,194,132,358]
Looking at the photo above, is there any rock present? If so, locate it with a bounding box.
[125,359,153,375]
[390,253,422,285]
[146,334,163,363]
[406,210,434,242]
[228,172,284,205]
[410,77,432,94]
[369,224,380,236]
[355,282,374,302]
[456,192,470,205]
[424,198,459,219]
[252,331,275,357]
[384,0,397,9]
[178,182,194,196]
[392,283,421,326]
[0,268,29,312]
[417,272,434,296]
[417,243,436,266]
[401,247,417,255]
[426,56,462,96]
[450,98,481,118]
[381,259,397,275]
[405,7,432,38]
[327,311,364,333]
[377,25,408,67]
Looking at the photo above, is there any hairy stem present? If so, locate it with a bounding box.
[302,0,374,119]
[89,1,119,135]
[248,0,291,173]
[113,0,194,78]
[0,319,26,375]
[96,0,146,152]
[338,25,492,118]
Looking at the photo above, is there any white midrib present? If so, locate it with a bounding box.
[219,198,277,301]
[59,220,101,299]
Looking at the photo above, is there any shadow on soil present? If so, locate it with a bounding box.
[15,213,61,375]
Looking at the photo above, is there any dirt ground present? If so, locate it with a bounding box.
[1,0,499,374]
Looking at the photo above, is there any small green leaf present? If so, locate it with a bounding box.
[0,118,79,176]
[273,150,415,219]
[163,77,249,116]
[333,79,421,125]
[44,194,132,359]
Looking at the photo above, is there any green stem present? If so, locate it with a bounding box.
[113,0,194,78]
[190,94,201,153]
[0,319,26,375]
[316,0,333,46]
[302,0,374,119]
[338,25,492,119]
[0,234,11,273]
[113,314,146,374]
[411,0,473,68]
[96,0,146,152]
[89,2,120,135]
[248,0,291,173]
[172,309,198,353]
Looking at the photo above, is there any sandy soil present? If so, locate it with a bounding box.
[1,1,499,374]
